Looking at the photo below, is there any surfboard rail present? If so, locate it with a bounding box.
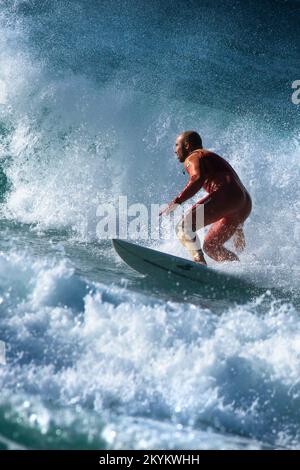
[112,238,270,301]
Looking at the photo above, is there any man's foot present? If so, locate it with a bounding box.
[193,250,207,266]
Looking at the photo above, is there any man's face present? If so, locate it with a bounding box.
[175,135,188,162]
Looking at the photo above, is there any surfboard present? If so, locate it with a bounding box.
[112,238,267,301]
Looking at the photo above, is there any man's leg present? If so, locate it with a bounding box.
[175,224,206,264]
[175,196,208,264]
[175,186,251,263]
[203,217,240,262]
[232,224,246,253]
[175,190,241,263]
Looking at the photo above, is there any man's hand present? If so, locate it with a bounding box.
[159,201,178,217]
[233,226,246,252]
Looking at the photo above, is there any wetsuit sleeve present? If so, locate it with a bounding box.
[172,155,205,204]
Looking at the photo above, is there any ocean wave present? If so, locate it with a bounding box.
[0,249,300,448]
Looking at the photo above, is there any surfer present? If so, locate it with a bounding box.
[160,131,252,265]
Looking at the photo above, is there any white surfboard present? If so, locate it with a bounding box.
[112,239,267,300]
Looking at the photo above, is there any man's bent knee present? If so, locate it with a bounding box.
[176,220,201,251]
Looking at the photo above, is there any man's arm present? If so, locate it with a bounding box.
[172,154,205,205]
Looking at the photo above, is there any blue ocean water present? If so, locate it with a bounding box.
[0,0,299,449]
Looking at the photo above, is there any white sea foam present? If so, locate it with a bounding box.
[0,2,299,269]
[0,249,299,448]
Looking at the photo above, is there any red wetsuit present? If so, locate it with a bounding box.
[173,149,252,260]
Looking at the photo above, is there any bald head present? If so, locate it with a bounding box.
[175,131,203,162]
[181,131,202,149]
